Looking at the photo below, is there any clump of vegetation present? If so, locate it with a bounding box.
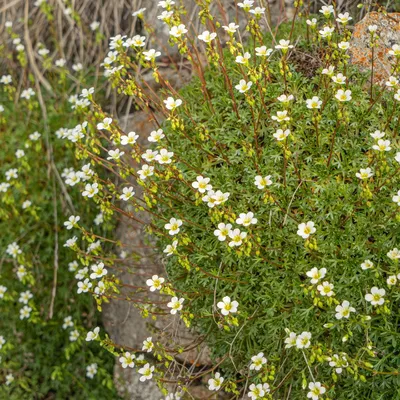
[0,23,118,400]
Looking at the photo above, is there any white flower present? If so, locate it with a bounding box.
[82,183,99,198]
[306,267,326,284]
[198,30,217,43]
[317,281,334,297]
[38,48,50,57]
[148,129,165,142]
[393,190,400,206]
[77,278,92,294]
[164,240,178,256]
[63,316,74,329]
[5,168,18,181]
[132,8,146,17]
[97,117,112,130]
[212,190,230,205]
[248,383,270,400]
[146,275,165,291]
[64,215,80,230]
[373,139,391,152]
[141,149,159,162]
[72,63,83,72]
[388,248,400,260]
[250,7,265,17]
[208,372,224,391]
[138,164,154,180]
[272,110,290,123]
[5,374,14,386]
[94,213,104,226]
[249,352,267,371]
[167,297,184,314]
[336,12,352,24]
[386,76,399,87]
[22,200,32,209]
[0,75,12,84]
[387,275,397,286]
[332,73,347,85]
[55,58,66,67]
[371,130,386,140]
[388,44,400,57]
[306,96,322,109]
[155,148,174,164]
[15,149,25,158]
[164,97,182,110]
[284,331,297,348]
[335,300,356,319]
[107,148,124,160]
[273,129,290,141]
[90,262,107,279]
[80,87,94,98]
[142,337,154,352]
[169,24,187,38]
[86,327,100,341]
[335,89,352,102]
[306,18,317,27]
[158,11,173,20]
[275,39,293,51]
[297,221,316,239]
[119,352,135,368]
[86,363,98,379]
[90,21,100,31]
[322,65,335,76]
[87,240,101,253]
[0,336,6,349]
[120,187,135,201]
[6,242,22,258]
[228,228,247,247]
[235,79,252,93]
[214,223,232,241]
[319,26,334,39]
[138,363,154,382]
[255,46,273,57]
[296,331,312,349]
[254,175,272,189]
[217,296,239,315]
[75,267,88,280]
[19,290,33,304]
[236,212,257,227]
[69,330,80,342]
[319,5,334,17]
[17,265,27,280]
[307,382,326,400]
[222,23,239,34]
[157,0,175,8]
[277,94,294,103]
[236,52,251,64]
[0,182,10,193]
[328,354,348,374]
[365,287,385,306]
[356,168,373,180]
[20,305,32,320]
[361,259,374,270]
[192,176,212,193]
[165,218,182,235]
[368,25,378,33]
[94,281,106,295]
[0,285,7,299]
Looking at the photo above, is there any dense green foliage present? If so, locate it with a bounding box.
[0,84,118,398]
[147,22,400,400]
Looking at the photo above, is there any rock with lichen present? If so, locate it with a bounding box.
[349,12,400,84]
